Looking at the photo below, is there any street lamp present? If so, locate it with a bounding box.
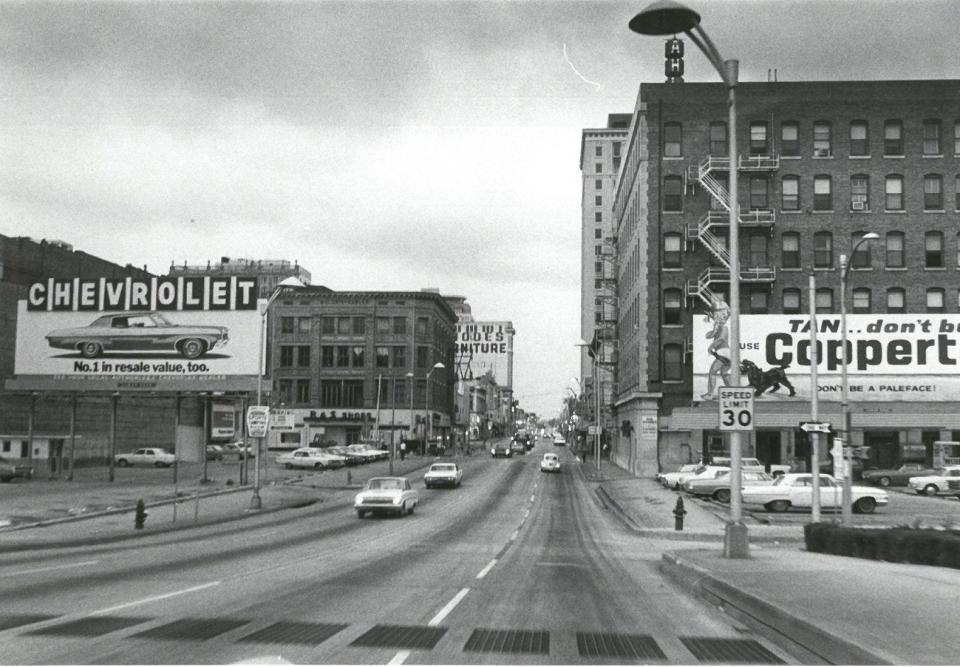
[251,275,305,510]
[425,362,445,455]
[576,340,601,474]
[840,232,879,525]
[630,0,748,557]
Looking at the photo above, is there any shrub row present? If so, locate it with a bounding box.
[804,522,960,569]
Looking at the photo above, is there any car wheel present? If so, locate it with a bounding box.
[357,510,365,519]
[713,489,731,503]
[924,484,940,496]
[284,463,293,469]
[853,497,877,514]
[425,483,432,489]
[154,461,165,468]
[314,463,324,470]
[179,338,207,359]
[117,459,129,467]
[766,499,790,513]
[878,476,891,487]
[408,502,416,515]
[79,341,103,358]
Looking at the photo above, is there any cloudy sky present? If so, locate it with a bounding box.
[1,0,957,418]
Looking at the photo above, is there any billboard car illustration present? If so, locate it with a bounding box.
[46,311,228,359]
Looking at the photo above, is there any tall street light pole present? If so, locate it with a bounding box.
[425,362,445,455]
[840,232,879,525]
[630,0,748,557]
[252,276,305,510]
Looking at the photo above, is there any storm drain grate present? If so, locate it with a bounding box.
[350,624,447,650]
[0,614,60,632]
[238,622,348,646]
[679,637,784,664]
[577,632,666,660]
[130,617,250,641]
[463,629,550,654]
[25,616,152,637]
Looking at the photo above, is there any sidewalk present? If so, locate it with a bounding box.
[584,458,960,665]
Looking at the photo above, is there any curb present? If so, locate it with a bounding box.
[660,551,892,665]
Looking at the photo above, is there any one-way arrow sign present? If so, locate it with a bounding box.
[800,421,831,433]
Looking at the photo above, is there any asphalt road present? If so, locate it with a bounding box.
[0,442,795,665]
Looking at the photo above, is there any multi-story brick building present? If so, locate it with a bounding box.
[597,78,960,476]
[168,257,311,298]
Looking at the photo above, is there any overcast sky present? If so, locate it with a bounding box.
[2,0,957,418]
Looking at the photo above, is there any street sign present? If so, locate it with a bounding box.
[800,421,831,433]
[588,425,603,435]
[270,408,296,431]
[246,405,270,438]
[718,386,754,431]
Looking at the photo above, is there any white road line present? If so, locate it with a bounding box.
[387,650,410,665]
[476,559,497,579]
[9,560,99,576]
[530,494,536,502]
[428,587,469,627]
[92,581,221,615]
[509,529,519,541]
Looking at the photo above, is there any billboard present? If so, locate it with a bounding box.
[455,320,514,388]
[694,313,960,402]
[10,276,262,392]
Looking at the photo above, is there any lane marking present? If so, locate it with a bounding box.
[387,650,410,665]
[92,581,221,615]
[8,560,99,576]
[509,529,519,542]
[476,559,497,579]
[428,587,469,626]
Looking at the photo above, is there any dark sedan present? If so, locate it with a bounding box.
[861,463,939,487]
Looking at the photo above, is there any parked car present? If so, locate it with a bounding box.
[0,457,34,483]
[45,311,228,359]
[205,445,224,461]
[552,434,567,446]
[345,444,382,463]
[424,462,462,488]
[276,448,345,470]
[685,470,773,503]
[355,477,419,518]
[862,463,939,487]
[741,473,888,514]
[540,452,560,473]
[114,448,176,468]
[659,463,704,489]
[329,446,366,466]
[491,441,512,458]
[906,465,960,497]
[712,456,791,477]
[680,465,731,494]
[221,442,255,459]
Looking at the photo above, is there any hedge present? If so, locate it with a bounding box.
[804,522,960,569]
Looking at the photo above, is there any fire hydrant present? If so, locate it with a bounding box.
[673,496,687,531]
[134,499,148,530]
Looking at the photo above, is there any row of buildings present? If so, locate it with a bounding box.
[578,61,960,476]
[0,239,519,472]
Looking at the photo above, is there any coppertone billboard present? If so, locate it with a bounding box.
[693,313,960,402]
[11,276,263,392]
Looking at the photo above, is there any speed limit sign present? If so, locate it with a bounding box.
[718,387,755,431]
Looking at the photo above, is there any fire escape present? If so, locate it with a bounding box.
[596,236,619,432]
[684,154,780,306]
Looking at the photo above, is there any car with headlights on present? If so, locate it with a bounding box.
[355,476,419,518]
[510,439,527,456]
[424,462,462,488]
[540,452,560,473]
[741,473,888,514]
[685,469,772,503]
[491,441,512,458]
[906,465,960,497]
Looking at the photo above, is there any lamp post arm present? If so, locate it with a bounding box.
[688,25,727,79]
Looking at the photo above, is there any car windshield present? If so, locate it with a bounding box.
[367,478,403,490]
[431,464,455,472]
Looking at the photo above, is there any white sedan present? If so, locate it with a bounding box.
[424,462,462,488]
[741,473,888,514]
[659,463,703,489]
[355,477,420,518]
[540,453,560,473]
[276,448,345,470]
[906,465,960,497]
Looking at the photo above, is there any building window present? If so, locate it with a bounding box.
[350,345,365,367]
[780,121,799,157]
[415,317,428,336]
[781,175,799,211]
[663,289,682,325]
[298,317,311,333]
[884,120,903,156]
[663,122,682,157]
[343,380,364,408]
[709,121,728,156]
[278,379,292,404]
[782,232,800,269]
[336,346,350,367]
[595,163,602,173]
[376,317,391,334]
[664,233,682,268]
[749,121,769,155]
[376,346,390,368]
[595,261,602,273]
[782,288,801,314]
[813,121,832,157]
[814,231,832,268]
[924,174,943,210]
[392,316,406,334]
[416,346,428,368]
[885,175,904,210]
[927,288,945,313]
[281,317,295,334]
[337,317,352,334]
[813,175,832,211]
[595,245,602,256]
[815,288,833,314]
[851,231,873,269]
[321,346,334,367]
[594,278,602,289]
[321,317,335,334]
[663,175,683,211]
[595,145,602,157]
[595,179,602,189]
[852,288,871,314]
[595,195,602,206]
[926,231,944,268]
[748,234,768,267]
[392,346,407,368]
[749,175,769,210]
[296,380,310,403]
[595,228,602,239]
[595,212,602,223]
[849,120,869,156]
[887,288,906,313]
[280,346,295,367]
[749,288,768,314]
[297,345,310,367]
[886,232,905,268]
[850,174,869,211]
[663,344,683,381]
[923,119,942,155]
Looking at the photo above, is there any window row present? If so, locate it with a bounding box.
[275,378,433,408]
[294,315,433,336]
[664,118,960,159]
[312,345,435,369]
[663,173,960,212]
